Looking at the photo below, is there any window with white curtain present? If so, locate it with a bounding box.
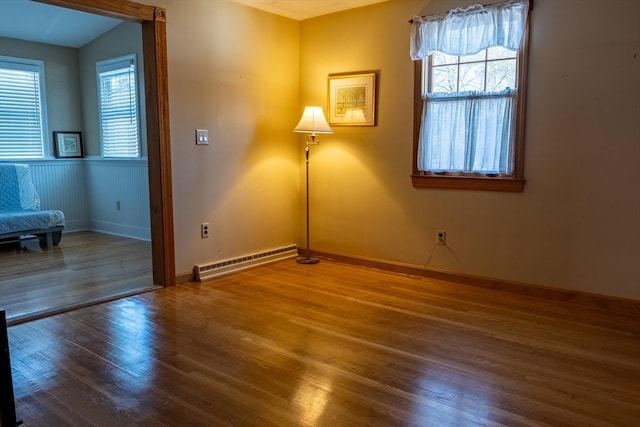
[410,0,531,192]
[97,54,140,158]
[0,56,48,159]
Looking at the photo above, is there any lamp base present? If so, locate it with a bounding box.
[297,256,320,265]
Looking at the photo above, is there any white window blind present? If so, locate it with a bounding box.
[97,54,140,158]
[0,56,47,159]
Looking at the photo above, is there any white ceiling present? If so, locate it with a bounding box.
[230,0,389,21]
[0,0,389,48]
[0,0,121,48]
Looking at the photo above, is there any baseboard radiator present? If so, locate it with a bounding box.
[194,244,298,281]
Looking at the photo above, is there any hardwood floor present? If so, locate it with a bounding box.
[7,260,640,426]
[0,231,155,324]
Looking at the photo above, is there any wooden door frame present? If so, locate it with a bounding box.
[37,0,176,286]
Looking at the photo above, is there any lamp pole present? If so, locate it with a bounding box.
[298,142,319,264]
[293,106,332,264]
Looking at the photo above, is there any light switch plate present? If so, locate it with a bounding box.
[196,129,209,145]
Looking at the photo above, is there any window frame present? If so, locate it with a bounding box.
[411,13,531,192]
[96,53,141,159]
[0,55,49,160]
[428,48,518,94]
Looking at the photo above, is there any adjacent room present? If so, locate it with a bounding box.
[1,0,638,425]
[0,1,154,322]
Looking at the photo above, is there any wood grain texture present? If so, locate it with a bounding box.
[8,260,640,426]
[410,175,526,192]
[35,0,156,22]
[143,13,176,287]
[310,249,640,315]
[0,231,155,325]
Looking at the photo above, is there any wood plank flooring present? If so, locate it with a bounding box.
[7,260,640,426]
[0,231,154,324]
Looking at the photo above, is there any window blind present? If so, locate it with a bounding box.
[0,57,47,159]
[97,54,140,158]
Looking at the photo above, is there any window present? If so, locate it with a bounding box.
[429,48,517,94]
[97,54,140,158]
[0,56,48,159]
[410,0,531,191]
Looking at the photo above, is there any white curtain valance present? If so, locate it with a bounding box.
[410,0,529,60]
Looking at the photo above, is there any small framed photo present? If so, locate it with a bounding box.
[327,71,377,126]
[53,131,83,158]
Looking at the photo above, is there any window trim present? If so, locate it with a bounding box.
[411,12,530,192]
[0,55,50,159]
[96,53,141,158]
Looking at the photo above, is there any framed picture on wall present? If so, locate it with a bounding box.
[327,71,377,126]
[53,131,83,158]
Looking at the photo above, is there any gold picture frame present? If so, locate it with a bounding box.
[327,71,377,126]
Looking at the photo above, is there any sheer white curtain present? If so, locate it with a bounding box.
[410,0,529,174]
[410,0,529,60]
[418,90,516,173]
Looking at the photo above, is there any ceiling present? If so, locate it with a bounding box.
[223,0,390,21]
[0,0,121,48]
[0,0,388,48]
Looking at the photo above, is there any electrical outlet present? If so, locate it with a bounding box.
[436,230,446,245]
[116,200,121,211]
[201,223,209,239]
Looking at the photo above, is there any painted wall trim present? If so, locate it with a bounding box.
[88,220,150,241]
[175,272,194,284]
[84,157,148,166]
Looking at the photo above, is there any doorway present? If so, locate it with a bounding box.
[1,0,174,324]
[41,0,175,287]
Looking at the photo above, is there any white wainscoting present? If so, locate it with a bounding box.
[85,158,151,241]
[11,159,150,240]
[27,160,89,232]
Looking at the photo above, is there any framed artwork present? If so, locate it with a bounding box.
[53,131,83,158]
[327,71,377,126]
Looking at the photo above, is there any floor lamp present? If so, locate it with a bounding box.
[294,106,333,264]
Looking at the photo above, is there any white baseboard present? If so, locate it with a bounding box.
[88,220,151,241]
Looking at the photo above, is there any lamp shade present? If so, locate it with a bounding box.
[294,106,333,134]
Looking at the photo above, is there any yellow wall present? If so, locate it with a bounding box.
[143,0,301,272]
[299,0,640,300]
[137,0,639,300]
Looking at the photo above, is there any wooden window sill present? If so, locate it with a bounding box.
[411,175,525,192]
